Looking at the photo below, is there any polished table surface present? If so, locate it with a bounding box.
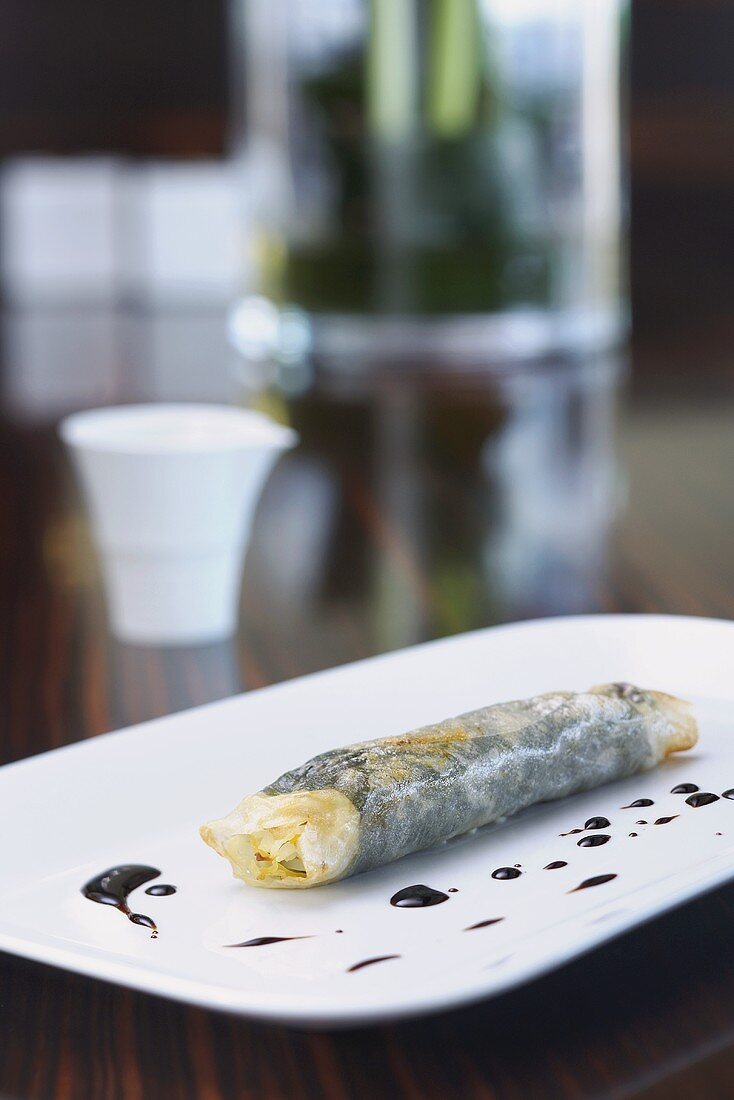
[1,308,734,1099]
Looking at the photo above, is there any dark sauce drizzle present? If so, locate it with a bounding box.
[81,865,160,935]
[686,792,720,808]
[390,884,449,907]
[577,834,611,847]
[225,936,312,948]
[491,867,522,880]
[585,817,610,830]
[90,783,730,956]
[348,955,400,972]
[569,873,617,893]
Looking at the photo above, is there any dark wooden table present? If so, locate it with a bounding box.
[1,307,734,1099]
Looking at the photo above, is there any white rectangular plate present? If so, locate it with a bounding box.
[2,615,734,1027]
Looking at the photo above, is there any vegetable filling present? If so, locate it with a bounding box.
[250,823,308,879]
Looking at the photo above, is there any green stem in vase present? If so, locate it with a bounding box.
[428,0,481,138]
[367,0,418,139]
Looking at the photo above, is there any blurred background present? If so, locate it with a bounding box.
[5,8,734,1096]
[1,0,733,722]
[5,0,732,358]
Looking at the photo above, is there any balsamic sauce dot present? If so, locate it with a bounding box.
[654,815,679,825]
[671,783,699,794]
[348,955,400,973]
[145,884,176,897]
[577,834,611,847]
[448,888,459,893]
[544,860,568,870]
[390,884,449,908]
[465,918,505,931]
[636,820,648,825]
[225,936,311,948]
[622,798,654,809]
[335,929,344,934]
[584,817,610,830]
[560,828,583,837]
[629,832,638,837]
[130,913,156,929]
[686,792,720,808]
[491,867,521,880]
[81,865,161,934]
[723,790,734,800]
[569,873,617,893]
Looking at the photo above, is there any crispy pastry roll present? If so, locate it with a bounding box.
[200,683,697,889]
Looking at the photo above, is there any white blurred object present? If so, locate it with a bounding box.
[3,308,121,417]
[1,158,119,304]
[122,162,245,305]
[2,307,237,422]
[1,157,247,306]
[141,311,236,401]
[60,404,296,645]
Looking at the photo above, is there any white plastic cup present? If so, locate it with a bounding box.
[60,404,297,645]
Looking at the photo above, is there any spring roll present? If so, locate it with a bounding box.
[200,682,697,889]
